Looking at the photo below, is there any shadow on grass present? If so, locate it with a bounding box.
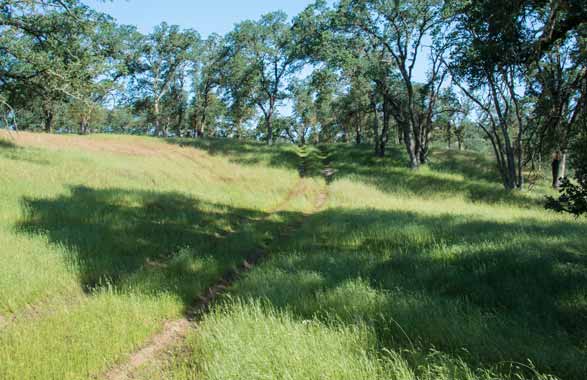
[324,144,544,209]
[0,137,50,166]
[166,138,541,209]
[15,183,587,379]
[167,138,332,180]
[0,138,17,149]
[167,138,302,173]
[17,186,302,308]
[14,144,586,378]
[429,149,500,182]
[232,207,587,380]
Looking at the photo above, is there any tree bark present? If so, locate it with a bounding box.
[154,99,161,136]
[265,97,276,145]
[379,97,392,157]
[266,113,273,145]
[560,151,568,180]
[43,106,53,133]
[79,115,89,135]
[371,97,381,157]
[402,120,419,169]
[552,155,561,188]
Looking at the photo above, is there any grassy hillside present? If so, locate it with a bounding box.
[1,131,586,380]
[0,131,322,380]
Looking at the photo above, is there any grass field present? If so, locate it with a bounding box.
[1,131,585,380]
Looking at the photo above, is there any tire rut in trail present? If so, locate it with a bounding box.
[101,174,330,380]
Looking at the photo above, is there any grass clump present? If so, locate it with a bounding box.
[148,301,557,380]
[174,301,387,380]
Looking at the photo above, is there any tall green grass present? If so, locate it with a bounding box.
[0,133,320,380]
[1,134,585,380]
[144,144,586,380]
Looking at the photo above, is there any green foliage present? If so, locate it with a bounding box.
[228,11,302,143]
[0,1,133,133]
[129,22,199,136]
[547,130,587,216]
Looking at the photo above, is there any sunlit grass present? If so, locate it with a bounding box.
[146,144,586,380]
[1,133,585,380]
[0,132,319,380]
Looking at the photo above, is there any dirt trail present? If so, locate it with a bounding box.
[102,172,331,380]
[103,320,191,380]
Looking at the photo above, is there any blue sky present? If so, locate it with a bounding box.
[85,1,430,83]
[84,0,430,110]
[85,0,316,36]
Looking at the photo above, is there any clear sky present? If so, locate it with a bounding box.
[84,0,316,36]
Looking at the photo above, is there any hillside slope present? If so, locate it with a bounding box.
[1,132,586,380]
[0,131,323,380]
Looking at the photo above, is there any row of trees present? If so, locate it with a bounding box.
[1,0,586,199]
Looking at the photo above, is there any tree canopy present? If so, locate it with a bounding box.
[1,0,586,200]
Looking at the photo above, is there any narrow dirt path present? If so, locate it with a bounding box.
[102,164,331,380]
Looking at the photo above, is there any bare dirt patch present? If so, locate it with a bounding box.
[104,319,192,380]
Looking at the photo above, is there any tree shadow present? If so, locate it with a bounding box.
[14,140,585,378]
[0,138,17,150]
[165,138,540,208]
[231,207,587,379]
[0,138,50,166]
[324,144,544,208]
[17,186,302,309]
[429,149,501,182]
[14,182,587,378]
[167,137,302,172]
[166,138,334,179]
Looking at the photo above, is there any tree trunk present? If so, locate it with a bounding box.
[552,156,561,189]
[154,99,161,136]
[79,115,89,135]
[198,105,207,138]
[177,105,185,135]
[516,140,524,190]
[402,121,419,169]
[560,151,568,180]
[266,114,273,145]
[423,127,433,164]
[300,125,306,146]
[197,118,205,138]
[447,122,452,149]
[235,120,242,140]
[43,107,53,133]
[162,117,169,138]
[341,126,348,143]
[379,98,392,157]
[372,98,381,157]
